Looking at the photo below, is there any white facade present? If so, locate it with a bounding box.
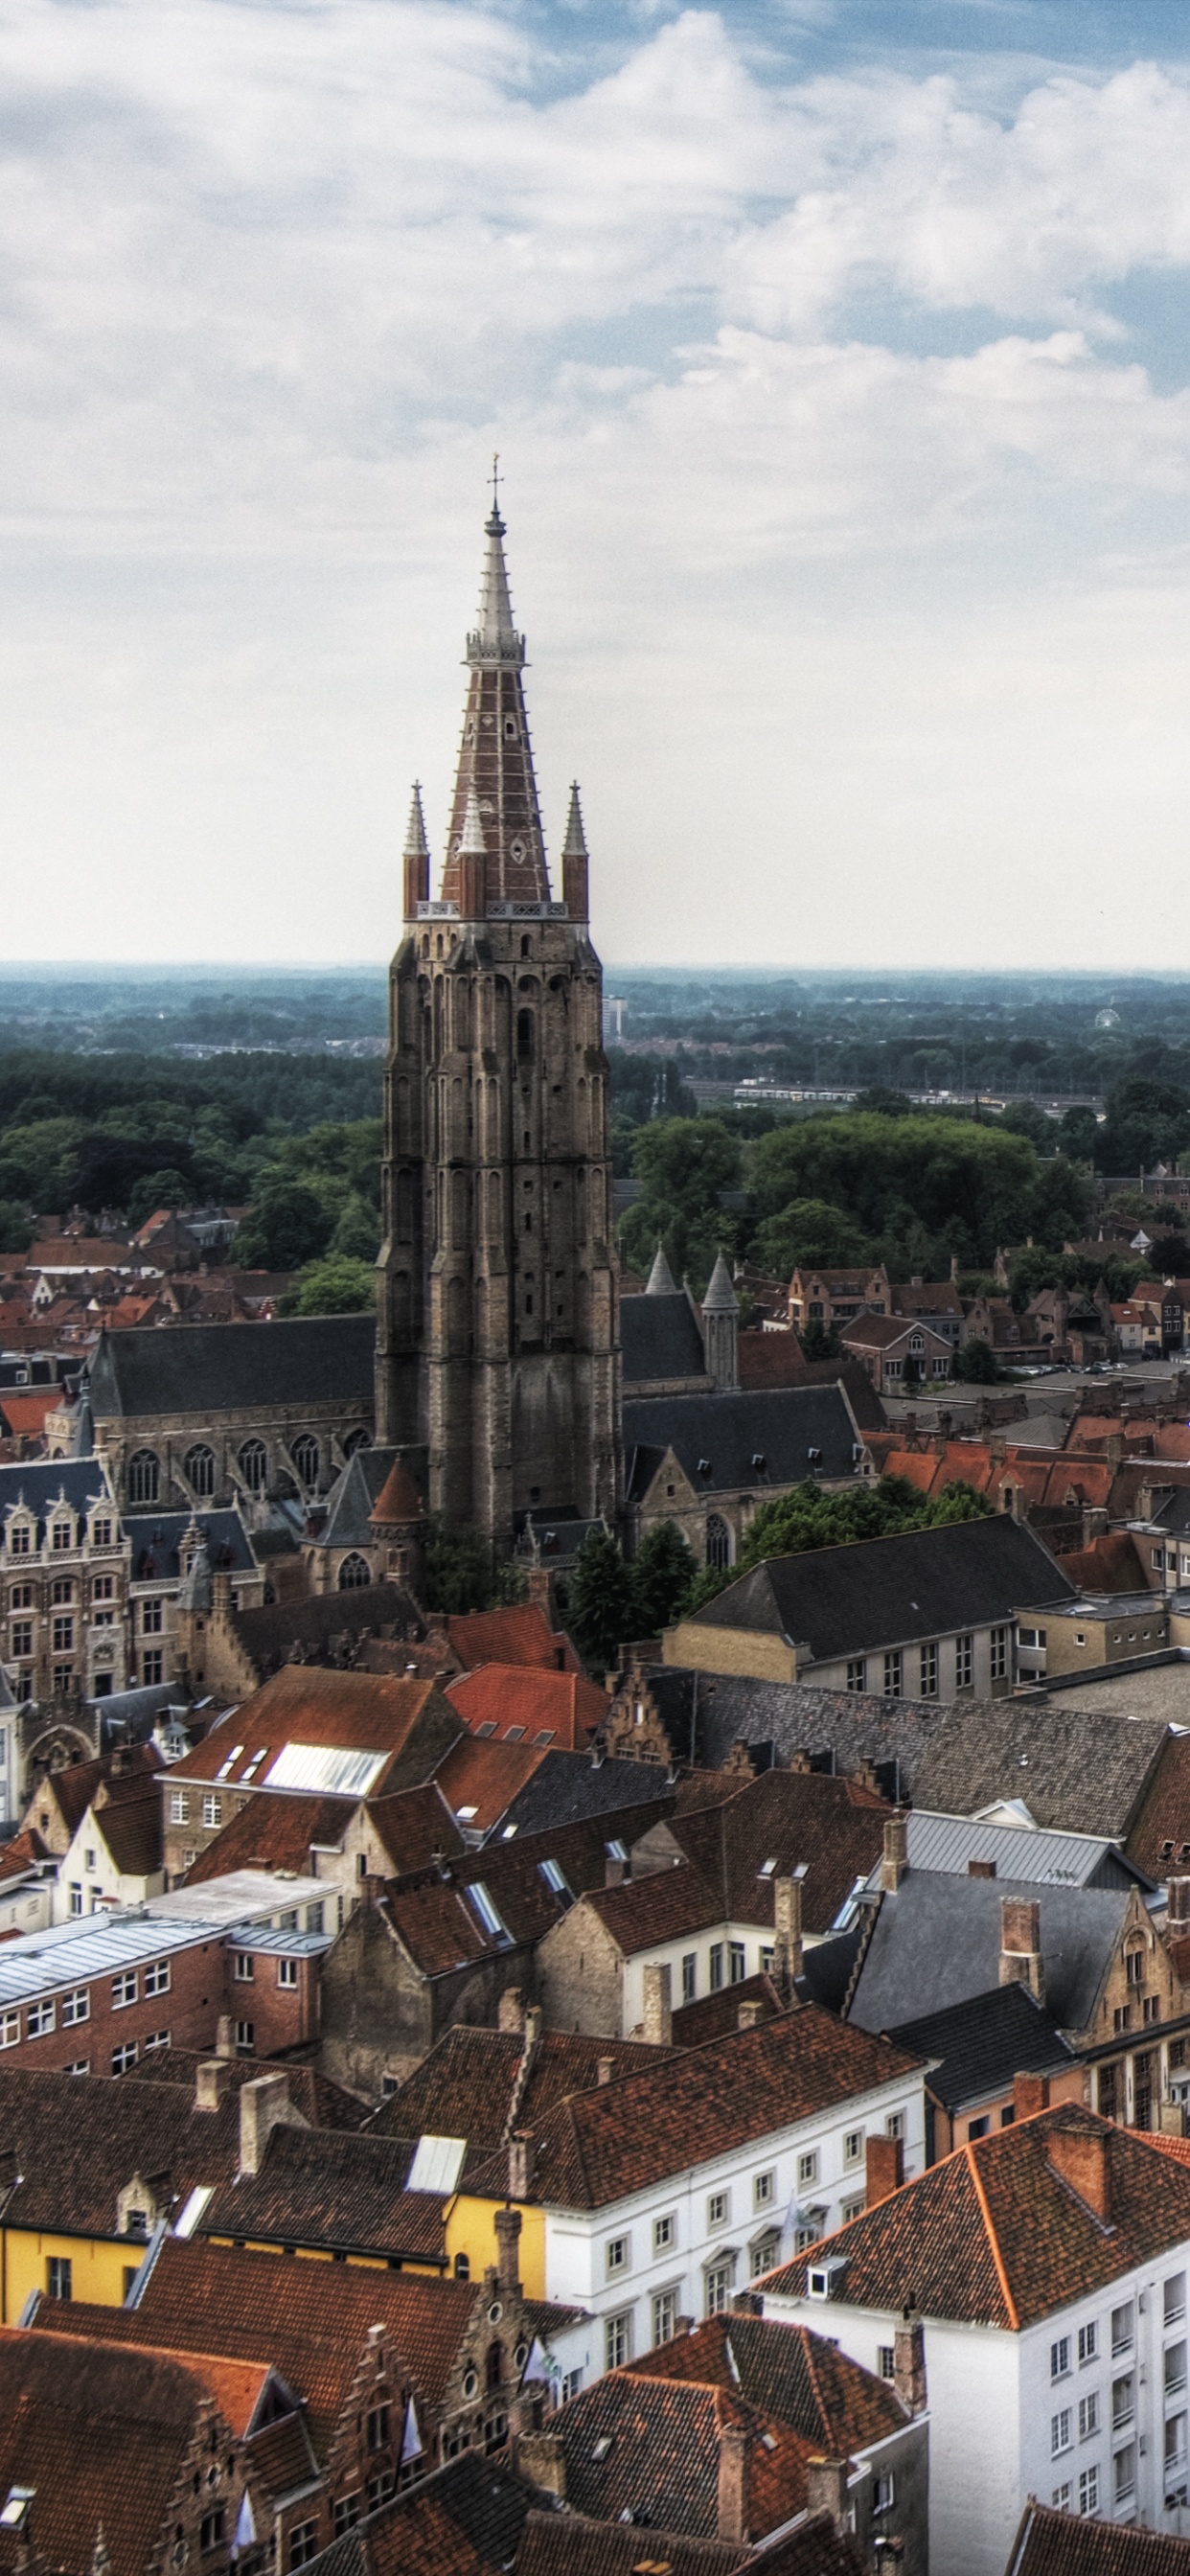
[543,2063,926,2397]
[55,1801,165,1924]
[617,1916,827,2036]
[765,2242,1190,2576]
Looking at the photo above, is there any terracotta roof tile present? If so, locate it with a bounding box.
[433,1734,554,1830]
[164,1668,462,1792]
[0,2061,242,2237]
[627,2313,908,2453]
[445,1665,607,1752]
[183,1789,359,1881]
[1006,2500,1190,2576]
[672,1970,786,2049]
[372,2024,676,2153]
[441,1605,581,1675]
[368,1459,425,1525]
[0,2328,223,2576]
[763,2104,1190,2329]
[514,2515,753,2576]
[548,2371,812,2539]
[663,1769,890,1938]
[200,2123,449,2263]
[126,2045,370,2129]
[0,1828,51,1887]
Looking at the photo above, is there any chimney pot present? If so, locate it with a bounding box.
[215,2013,235,2060]
[805,2456,849,2534]
[865,2133,904,2208]
[498,1988,525,2034]
[738,1999,763,2030]
[1013,2071,1049,2121]
[881,1813,908,1895]
[195,2058,232,2113]
[717,2422,751,2544]
[892,2309,927,2418]
[508,2132,536,2199]
[999,1896,1044,2002]
[1045,2121,1111,2222]
[642,1961,673,2048]
[239,2071,290,2176]
[493,2203,522,2295]
[597,2057,615,2086]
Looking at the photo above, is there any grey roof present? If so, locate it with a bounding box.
[621,1291,707,1388]
[85,1314,376,1418]
[848,1869,1131,2036]
[690,1515,1075,1661]
[1151,1491,1190,1536]
[701,1253,739,1315]
[124,1508,256,1583]
[481,1749,680,1842]
[316,1446,395,1550]
[885,1981,1078,2115]
[0,1457,113,1534]
[0,1907,232,2006]
[646,1242,678,1296]
[625,1384,862,1502]
[863,1808,1152,1894]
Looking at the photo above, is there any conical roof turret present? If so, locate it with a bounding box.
[646,1240,678,1296]
[562,783,587,858]
[403,784,429,859]
[701,1250,739,1313]
[467,496,525,669]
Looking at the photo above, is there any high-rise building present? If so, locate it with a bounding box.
[376,493,620,1538]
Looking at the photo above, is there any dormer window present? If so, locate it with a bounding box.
[8,1525,31,1558]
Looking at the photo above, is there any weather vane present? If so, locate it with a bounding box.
[491,451,501,514]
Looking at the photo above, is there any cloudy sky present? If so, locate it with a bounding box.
[5,0,1190,969]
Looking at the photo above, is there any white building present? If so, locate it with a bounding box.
[526,2004,927,2393]
[760,2100,1190,2576]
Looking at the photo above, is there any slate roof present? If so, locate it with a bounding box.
[884,1981,1079,2115]
[763,2103,1190,2331]
[521,2010,925,2210]
[220,1581,424,1682]
[125,1507,257,1581]
[316,1446,400,1550]
[370,2023,675,2152]
[0,2330,226,2576]
[688,1516,1074,1661]
[86,1313,376,1416]
[662,1767,890,1935]
[199,2121,449,2263]
[847,1868,1131,2036]
[477,1750,681,1843]
[0,1455,113,1533]
[1006,2501,1190,2576]
[621,1289,708,1387]
[625,1385,864,1503]
[907,1703,1170,1839]
[545,2369,812,2539]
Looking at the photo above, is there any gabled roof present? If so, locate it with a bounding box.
[1006,2500,1190,2576]
[522,2009,925,2210]
[370,2024,676,2152]
[197,2121,450,2264]
[163,1667,463,1796]
[862,1807,1150,1895]
[128,2046,369,2129]
[839,1311,949,1352]
[0,2063,242,2238]
[625,1385,863,1503]
[433,1733,554,1834]
[621,1290,708,1388]
[627,2312,910,2453]
[0,2330,229,2576]
[307,2450,543,2576]
[884,1981,1078,2116]
[445,1665,607,1752]
[545,2369,813,2539]
[217,1580,424,1684]
[0,1828,52,1888]
[382,1820,625,1975]
[1122,1734,1190,1879]
[25,1741,159,1840]
[762,2104,1190,2332]
[86,1312,376,1416]
[0,1454,113,1532]
[662,1767,890,1936]
[687,1516,1073,1662]
[440,1604,582,1675]
[847,1867,1132,2036]
[181,1787,359,1880]
[124,1506,257,1581]
[85,1783,164,1880]
[475,1750,681,1843]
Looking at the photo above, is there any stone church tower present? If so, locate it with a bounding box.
[376,494,620,1538]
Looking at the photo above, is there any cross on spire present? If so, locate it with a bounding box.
[488,450,503,534]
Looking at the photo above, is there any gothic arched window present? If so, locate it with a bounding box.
[343,1427,372,1456]
[291,1433,320,1489]
[184,1443,217,1500]
[239,1438,267,1494]
[127,1450,159,1506]
[338,1553,371,1590]
[706,1512,732,1571]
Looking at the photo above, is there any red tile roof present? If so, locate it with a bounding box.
[440,1604,581,1675]
[433,1733,553,1831]
[627,2313,908,2455]
[445,1665,607,1752]
[1006,2500,1190,2576]
[764,2105,1190,2330]
[372,2023,676,2152]
[0,1828,51,1888]
[1051,1531,1149,1592]
[547,2369,813,2540]
[369,1459,425,1524]
[182,1788,359,1881]
[0,2328,229,2576]
[164,1667,461,1789]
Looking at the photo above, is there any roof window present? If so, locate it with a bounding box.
[469,1883,510,1942]
[215,1744,244,1782]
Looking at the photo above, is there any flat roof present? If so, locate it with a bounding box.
[0,1909,229,2004]
[147,1872,326,1928]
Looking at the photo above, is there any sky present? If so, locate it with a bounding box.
[5,0,1190,969]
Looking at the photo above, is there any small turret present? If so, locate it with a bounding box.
[701,1250,739,1392]
[402,784,430,921]
[561,783,589,922]
[457,785,487,923]
[646,1241,678,1297]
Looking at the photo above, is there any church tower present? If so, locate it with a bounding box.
[376,489,620,1538]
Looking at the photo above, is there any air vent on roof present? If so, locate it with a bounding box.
[807,1447,823,1465]
[750,1453,766,1471]
[697,1459,712,1478]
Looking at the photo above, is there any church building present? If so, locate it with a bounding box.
[375,492,620,1540]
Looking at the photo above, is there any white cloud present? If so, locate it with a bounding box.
[2,1,1190,960]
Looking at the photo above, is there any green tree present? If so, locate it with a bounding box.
[235,1179,333,1271]
[629,1522,697,1636]
[851,1087,912,1117]
[798,1318,844,1361]
[423,1518,497,1615]
[569,1528,636,1673]
[331,1195,381,1260]
[126,1168,191,1228]
[0,1200,32,1254]
[1095,1077,1190,1175]
[686,1472,993,1610]
[952,1338,1000,1383]
[619,1117,743,1283]
[282,1255,376,1315]
[754,1198,873,1279]
[748,1113,1037,1271]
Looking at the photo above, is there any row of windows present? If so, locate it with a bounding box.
[0,1961,172,2043]
[125,1428,367,1506]
[842,1630,1007,1697]
[2,1515,113,1556]
[234,1954,300,1989]
[43,2032,170,2094]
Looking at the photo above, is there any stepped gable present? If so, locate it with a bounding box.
[764,2102,1190,2330]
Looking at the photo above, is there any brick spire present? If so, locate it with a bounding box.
[440,485,552,910]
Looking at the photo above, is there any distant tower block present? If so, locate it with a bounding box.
[376,488,621,1539]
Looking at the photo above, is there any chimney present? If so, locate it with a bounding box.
[642,1962,673,2048]
[805,2457,849,2533]
[508,2132,536,2198]
[881,1813,908,1895]
[1170,1879,1190,1928]
[968,1858,997,1880]
[195,2058,233,2114]
[239,2072,290,2177]
[999,1897,1044,2003]
[498,1989,525,2035]
[717,2422,750,2544]
[215,2014,235,2060]
[1160,2098,1186,2139]
[493,2204,522,2295]
[865,2133,904,2209]
[1013,2071,1050,2121]
[1046,2123,1110,2223]
[1107,1433,1124,1470]
[738,1999,764,2030]
[597,2057,616,2086]
[516,2430,566,2497]
[893,2309,927,2417]
[773,1874,804,1986]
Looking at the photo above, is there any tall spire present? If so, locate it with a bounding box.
[561,781,589,922]
[403,784,429,858]
[440,481,551,910]
[562,784,587,858]
[402,782,430,917]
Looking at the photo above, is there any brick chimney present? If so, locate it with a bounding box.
[805,2457,849,2532]
[215,2014,235,2059]
[508,2132,536,2198]
[498,1989,525,2034]
[893,2309,927,2417]
[1046,2122,1110,2222]
[717,2422,750,2543]
[773,1874,804,1986]
[493,2204,522,2294]
[195,2058,233,2113]
[1013,2071,1050,2121]
[999,1897,1044,2002]
[738,1999,764,2030]
[881,1813,908,1895]
[865,2133,904,2208]
[1107,1433,1124,1470]
[642,1962,673,2048]
[1169,1879,1190,1928]
[516,2430,565,2498]
[597,2057,616,2086]
[968,1858,997,1879]
[239,2072,291,2176]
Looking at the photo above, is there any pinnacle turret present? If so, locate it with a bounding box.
[701,1250,739,1314]
[403,784,429,859]
[646,1240,678,1296]
[459,785,487,856]
[467,500,525,669]
[562,783,587,858]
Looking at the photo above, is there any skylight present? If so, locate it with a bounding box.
[468,1883,509,1942]
[215,1743,244,1781]
[264,1742,388,1798]
[407,2134,468,2195]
